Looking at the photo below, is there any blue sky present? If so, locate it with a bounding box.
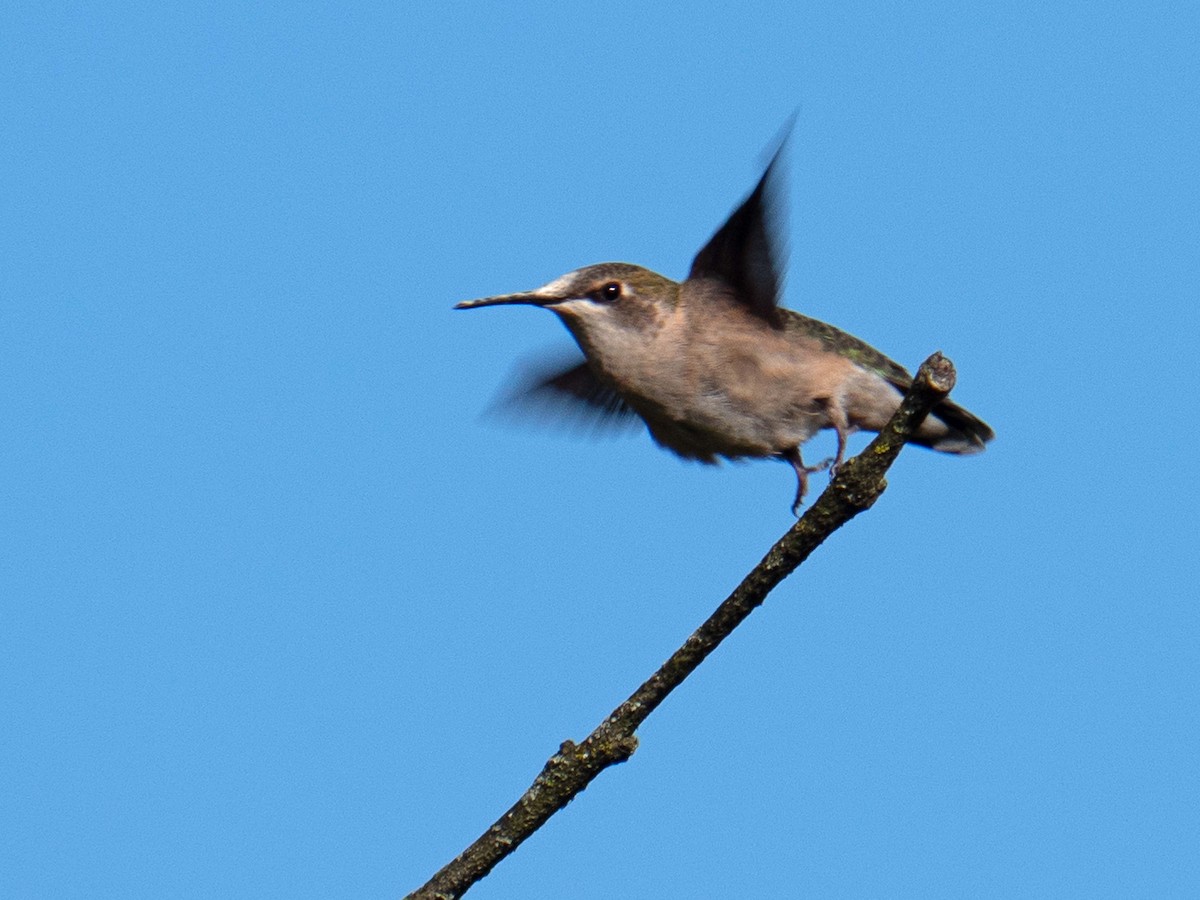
[3,3,1197,898]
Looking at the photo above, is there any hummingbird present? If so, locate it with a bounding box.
[456,138,994,513]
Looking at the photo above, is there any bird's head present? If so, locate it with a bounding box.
[456,263,681,359]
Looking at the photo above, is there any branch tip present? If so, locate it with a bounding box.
[915,351,956,396]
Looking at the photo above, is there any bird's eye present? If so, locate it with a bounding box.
[598,282,622,302]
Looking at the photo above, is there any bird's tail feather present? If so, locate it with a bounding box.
[913,399,995,454]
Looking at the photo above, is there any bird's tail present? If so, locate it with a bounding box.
[914,399,995,454]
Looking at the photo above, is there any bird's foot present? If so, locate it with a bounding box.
[784,450,833,516]
[790,481,806,517]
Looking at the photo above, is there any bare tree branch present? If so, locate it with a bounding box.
[406,352,959,900]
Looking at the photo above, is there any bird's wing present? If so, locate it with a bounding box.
[780,309,915,385]
[488,355,642,434]
[687,140,787,327]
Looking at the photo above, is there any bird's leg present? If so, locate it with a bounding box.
[782,447,832,515]
[826,408,857,479]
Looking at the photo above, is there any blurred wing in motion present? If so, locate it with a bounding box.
[484,352,643,436]
[688,130,789,327]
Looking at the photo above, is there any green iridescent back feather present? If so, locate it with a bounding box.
[780,308,914,387]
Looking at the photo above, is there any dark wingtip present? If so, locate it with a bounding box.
[762,109,798,170]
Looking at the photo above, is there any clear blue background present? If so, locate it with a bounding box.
[3,3,1197,898]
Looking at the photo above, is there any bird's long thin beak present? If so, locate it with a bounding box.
[454,292,562,310]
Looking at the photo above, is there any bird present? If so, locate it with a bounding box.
[456,135,994,513]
